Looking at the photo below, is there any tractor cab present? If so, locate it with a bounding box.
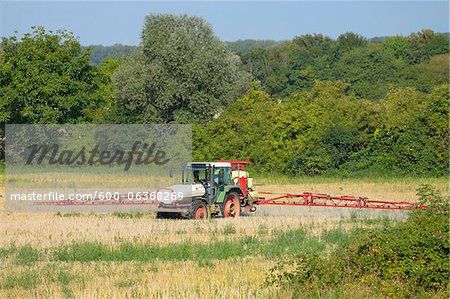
[184,162,232,200]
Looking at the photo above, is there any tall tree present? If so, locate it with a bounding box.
[336,32,367,51]
[113,14,251,124]
[0,27,102,126]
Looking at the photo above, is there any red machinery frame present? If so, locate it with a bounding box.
[256,192,425,210]
[219,159,250,197]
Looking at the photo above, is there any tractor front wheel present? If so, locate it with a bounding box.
[190,200,209,220]
[223,192,240,218]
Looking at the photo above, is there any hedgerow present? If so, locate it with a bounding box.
[267,185,449,297]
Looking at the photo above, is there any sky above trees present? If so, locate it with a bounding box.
[1,1,448,45]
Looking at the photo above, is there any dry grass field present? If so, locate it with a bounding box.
[0,172,447,298]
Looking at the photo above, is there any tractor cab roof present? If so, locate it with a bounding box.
[187,162,232,168]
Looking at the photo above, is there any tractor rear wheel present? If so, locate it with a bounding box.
[190,200,209,220]
[223,192,240,218]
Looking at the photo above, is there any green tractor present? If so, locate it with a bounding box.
[156,161,257,219]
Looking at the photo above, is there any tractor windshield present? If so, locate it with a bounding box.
[214,167,231,185]
[183,164,231,186]
[184,166,208,185]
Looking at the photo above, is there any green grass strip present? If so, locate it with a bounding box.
[0,227,341,264]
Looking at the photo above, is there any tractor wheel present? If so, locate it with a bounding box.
[190,200,209,220]
[222,192,240,218]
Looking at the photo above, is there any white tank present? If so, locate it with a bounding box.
[158,184,206,204]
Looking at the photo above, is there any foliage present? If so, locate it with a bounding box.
[88,58,122,123]
[0,27,108,128]
[87,44,137,65]
[383,35,409,58]
[343,84,449,176]
[225,39,282,54]
[240,30,448,99]
[267,185,450,297]
[336,32,367,51]
[194,81,448,176]
[332,46,407,99]
[113,14,251,124]
[410,54,449,93]
[1,25,447,177]
[406,30,450,64]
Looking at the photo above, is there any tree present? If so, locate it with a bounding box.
[383,86,423,131]
[383,35,408,58]
[225,39,281,54]
[406,29,449,64]
[87,44,137,65]
[113,14,251,124]
[88,58,122,123]
[332,46,407,99]
[336,32,367,51]
[0,27,103,126]
[344,86,448,176]
[409,54,449,92]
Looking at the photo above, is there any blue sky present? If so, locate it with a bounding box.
[1,1,448,45]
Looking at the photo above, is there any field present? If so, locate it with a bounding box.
[1,3,449,297]
[0,172,448,298]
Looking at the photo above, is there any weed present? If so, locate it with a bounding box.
[116,279,138,288]
[55,212,83,217]
[267,186,450,298]
[321,228,351,247]
[112,212,153,219]
[57,271,74,298]
[197,259,214,268]
[222,223,236,235]
[15,245,40,265]
[257,224,269,236]
[2,271,40,290]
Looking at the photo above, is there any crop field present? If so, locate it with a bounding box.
[0,172,447,298]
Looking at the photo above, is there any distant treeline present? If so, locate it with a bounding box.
[86,40,284,65]
[87,44,137,65]
[0,17,448,176]
[87,32,449,65]
[239,31,449,100]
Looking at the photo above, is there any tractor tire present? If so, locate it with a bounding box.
[222,192,241,218]
[190,200,209,220]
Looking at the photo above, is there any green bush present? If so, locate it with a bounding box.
[267,185,449,297]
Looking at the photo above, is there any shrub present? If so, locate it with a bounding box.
[267,185,449,297]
